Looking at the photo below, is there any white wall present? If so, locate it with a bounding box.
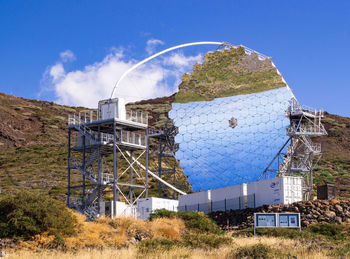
[115,201,136,217]
[179,190,210,207]
[247,178,283,207]
[282,177,303,204]
[211,183,247,201]
[247,176,303,207]
[137,197,178,220]
[178,176,303,213]
[98,98,126,120]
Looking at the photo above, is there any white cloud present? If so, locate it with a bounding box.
[164,52,203,68]
[49,63,65,81]
[145,39,164,55]
[59,50,76,62]
[41,42,203,108]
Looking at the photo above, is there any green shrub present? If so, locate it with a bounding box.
[183,233,231,249]
[0,191,78,240]
[253,227,312,240]
[149,209,177,220]
[320,171,332,177]
[150,209,222,234]
[307,223,346,240]
[137,238,178,254]
[232,244,288,259]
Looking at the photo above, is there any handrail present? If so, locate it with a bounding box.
[68,109,148,126]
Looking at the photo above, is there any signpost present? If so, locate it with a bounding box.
[254,213,301,235]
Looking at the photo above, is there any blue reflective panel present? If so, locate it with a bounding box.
[170,87,293,191]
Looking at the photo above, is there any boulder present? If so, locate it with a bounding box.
[324,210,336,218]
[334,204,343,213]
[335,217,343,224]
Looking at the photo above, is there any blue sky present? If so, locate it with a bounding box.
[0,0,349,116]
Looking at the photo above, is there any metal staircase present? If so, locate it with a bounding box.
[67,103,149,220]
[260,97,327,200]
[282,98,327,199]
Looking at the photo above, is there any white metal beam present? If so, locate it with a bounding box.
[125,151,187,195]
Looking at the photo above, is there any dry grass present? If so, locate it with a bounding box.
[151,217,185,240]
[16,212,186,251]
[4,214,337,258]
[7,234,333,259]
[6,240,331,259]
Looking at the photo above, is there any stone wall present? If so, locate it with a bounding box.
[209,200,350,230]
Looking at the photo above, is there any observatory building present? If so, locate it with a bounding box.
[66,42,327,220]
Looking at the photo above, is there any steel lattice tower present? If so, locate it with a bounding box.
[67,106,149,220]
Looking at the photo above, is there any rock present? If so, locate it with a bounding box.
[335,204,343,213]
[324,210,336,218]
[330,200,340,205]
[335,217,343,224]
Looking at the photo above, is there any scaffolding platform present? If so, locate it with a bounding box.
[67,99,149,220]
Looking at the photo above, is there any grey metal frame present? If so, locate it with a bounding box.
[253,212,301,235]
[67,114,149,220]
[259,98,327,200]
[149,124,187,199]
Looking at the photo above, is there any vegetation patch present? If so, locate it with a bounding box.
[137,238,179,255]
[231,243,289,259]
[183,233,231,249]
[150,209,223,234]
[0,191,78,240]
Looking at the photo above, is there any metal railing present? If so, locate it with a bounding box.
[68,110,98,125]
[287,123,327,136]
[74,129,146,148]
[178,194,256,214]
[287,98,324,117]
[68,109,148,125]
[121,130,146,147]
[126,110,148,125]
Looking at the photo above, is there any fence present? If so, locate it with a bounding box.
[178,194,256,214]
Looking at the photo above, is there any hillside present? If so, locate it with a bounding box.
[0,49,349,200]
[0,93,191,199]
[174,46,286,103]
[0,91,349,200]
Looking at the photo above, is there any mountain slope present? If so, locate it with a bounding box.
[0,92,349,200]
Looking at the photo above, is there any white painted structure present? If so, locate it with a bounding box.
[98,97,126,120]
[247,176,303,207]
[105,201,136,218]
[178,190,210,207]
[178,176,303,212]
[136,197,179,220]
[211,183,247,202]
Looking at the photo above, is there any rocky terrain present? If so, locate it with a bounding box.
[210,199,350,230]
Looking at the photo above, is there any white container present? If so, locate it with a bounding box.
[179,190,210,206]
[247,176,303,207]
[178,190,211,213]
[281,177,303,204]
[98,98,126,120]
[136,197,179,220]
[211,183,247,201]
[106,201,136,218]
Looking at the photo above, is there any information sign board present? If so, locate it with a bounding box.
[256,213,276,227]
[254,213,301,234]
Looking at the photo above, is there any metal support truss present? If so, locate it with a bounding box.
[67,110,149,220]
[259,97,327,200]
[149,122,189,199]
